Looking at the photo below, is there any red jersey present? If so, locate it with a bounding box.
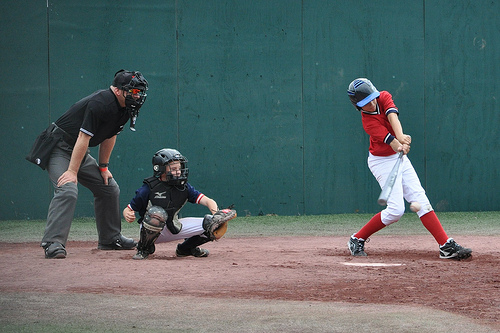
[360,91,399,156]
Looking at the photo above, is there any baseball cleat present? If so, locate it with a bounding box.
[348,235,367,256]
[176,245,209,258]
[132,251,149,260]
[439,238,472,260]
[98,234,137,250]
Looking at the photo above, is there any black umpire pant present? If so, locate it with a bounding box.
[41,139,122,246]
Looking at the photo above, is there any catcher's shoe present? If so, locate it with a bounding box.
[98,234,137,250]
[42,242,67,259]
[348,235,368,257]
[439,238,472,260]
[132,250,149,260]
[176,245,209,258]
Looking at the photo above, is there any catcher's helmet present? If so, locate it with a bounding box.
[113,69,149,115]
[152,148,189,185]
[347,78,380,110]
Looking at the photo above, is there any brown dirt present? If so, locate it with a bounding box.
[0,235,498,330]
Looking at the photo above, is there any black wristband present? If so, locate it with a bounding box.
[385,134,395,144]
[99,163,109,168]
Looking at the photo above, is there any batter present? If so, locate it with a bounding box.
[346,78,472,260]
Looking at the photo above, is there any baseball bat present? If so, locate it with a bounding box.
[377,151,404,206]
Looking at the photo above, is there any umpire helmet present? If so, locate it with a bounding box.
[152,148,189,185]
[347,78,380,110]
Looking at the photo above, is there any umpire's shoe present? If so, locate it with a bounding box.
[439,238,472,260]
[98,234,137,250]
[176,244,209,258]
[42,242,67,259]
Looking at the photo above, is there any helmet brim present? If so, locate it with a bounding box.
[356,91,380,107]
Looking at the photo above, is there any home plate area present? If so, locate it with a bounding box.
[342,262,405,267]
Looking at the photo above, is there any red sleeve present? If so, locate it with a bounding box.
[378,91,397,113]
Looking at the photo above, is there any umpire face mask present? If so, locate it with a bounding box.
[124,88,147,131]
[120,70,149,131]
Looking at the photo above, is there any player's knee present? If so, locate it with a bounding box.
[417,202,434,217]
[382,207,405,225]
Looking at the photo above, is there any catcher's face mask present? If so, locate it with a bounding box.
[166,161,182,177]
[163,160,189,186]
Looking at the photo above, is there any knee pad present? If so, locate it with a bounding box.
[143,206,167,232]
[202,214,213,233]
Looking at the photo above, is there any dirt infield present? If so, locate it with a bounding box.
[0,235,498,332]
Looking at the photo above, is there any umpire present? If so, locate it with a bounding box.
[29,70,149,259]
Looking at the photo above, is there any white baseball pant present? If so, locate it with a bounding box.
[368,152,433,225]
[155,217,206,243]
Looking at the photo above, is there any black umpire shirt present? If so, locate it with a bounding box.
[55,88,129,147]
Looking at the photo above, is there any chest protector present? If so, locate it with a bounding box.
[143,176,188,234]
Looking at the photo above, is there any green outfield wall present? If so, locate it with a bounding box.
[1,0,498,220]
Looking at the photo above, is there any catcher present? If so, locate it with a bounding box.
[123,148,236,260]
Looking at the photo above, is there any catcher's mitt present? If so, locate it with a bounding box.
[203,208,237,240]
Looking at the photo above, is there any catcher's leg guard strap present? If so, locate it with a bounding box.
[137,225,162,254]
